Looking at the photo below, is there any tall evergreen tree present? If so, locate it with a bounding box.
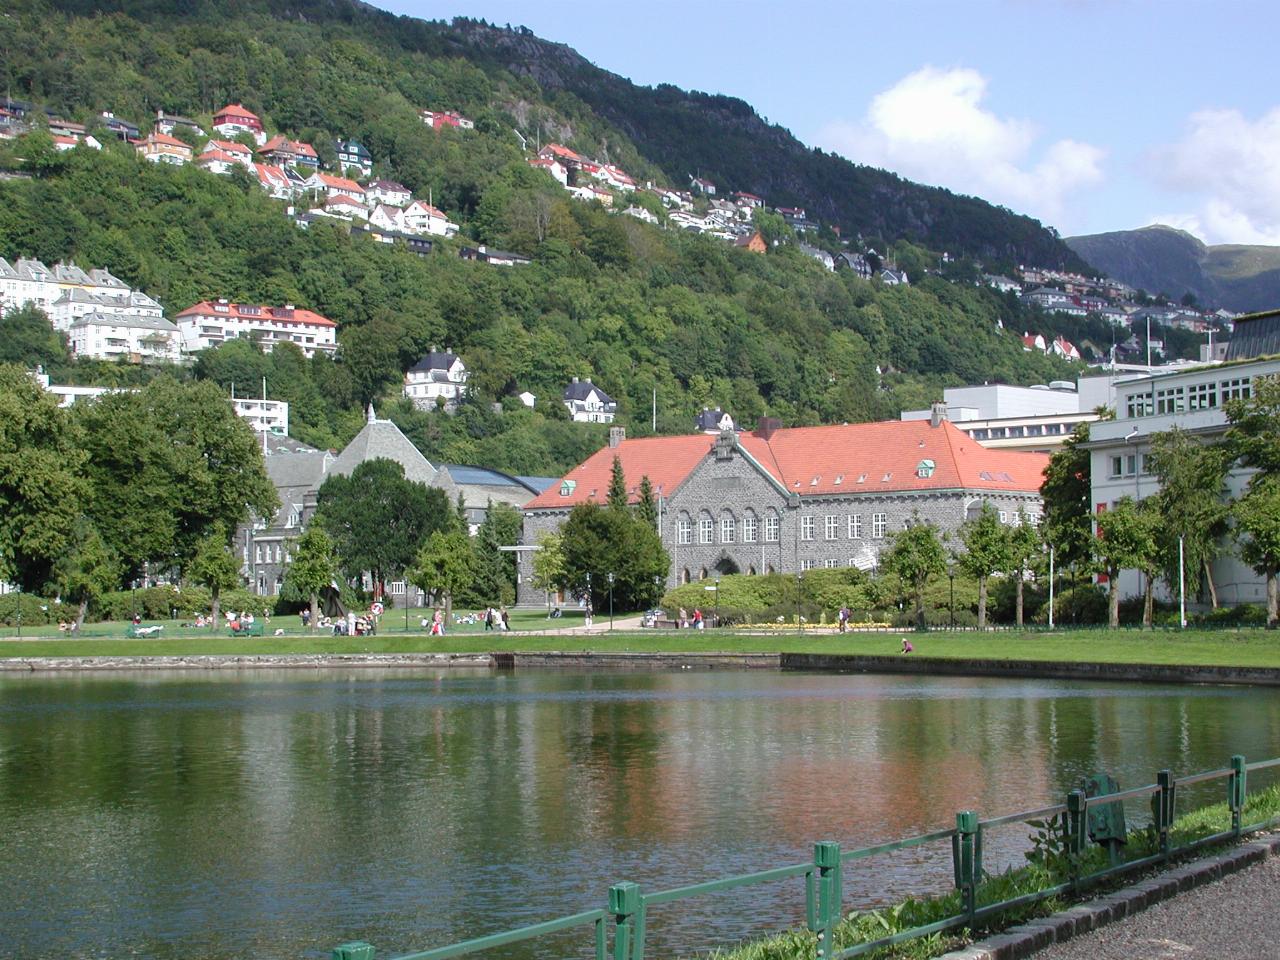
[636,475,658,529]
[607,455,628,510]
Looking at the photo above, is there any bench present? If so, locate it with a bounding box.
[126,624,164,639]
[228,621,264,637]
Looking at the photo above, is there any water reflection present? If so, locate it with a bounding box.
[0,669,1277,960]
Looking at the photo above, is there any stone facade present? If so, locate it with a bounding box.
[517,422,1044,605]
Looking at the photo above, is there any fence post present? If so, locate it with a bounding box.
[1066,790,1086,889]
[1155,769,1175,857]
[1230,754,1247,837]
[813,841,842,959]
[333,944,375,960]
[610,882,642,960]
[954,811,979,923]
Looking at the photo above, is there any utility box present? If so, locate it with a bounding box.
[1085,773,1127,845]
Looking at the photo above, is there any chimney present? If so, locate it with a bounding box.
[930,401,948,428]
[609,426,625,448]
[756,416,782,441]
[571,376,579,384]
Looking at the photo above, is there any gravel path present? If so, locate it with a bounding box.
[1034,855,1280,959]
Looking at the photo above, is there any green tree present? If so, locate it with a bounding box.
[284,525,340,631]
[408,529,477,621]
[607,454,628,509]
[0,304,69,369]
[1147,427,1230,608]
[636,475,658,530]
[469,501,522,606]
[187,526,240,627]
[530,531,567,609]
[1005,512,1043,627]
[315,459,453,595]
[1040,422,1093,569]
[882,517,947,630]
[560,501,669,612]
[0,364,88,591]
[1226,374,1280,475]
[51,521,120,630]
[957,505,1011,629]
[1234,476,1280,626]
[1094,497,1158,628]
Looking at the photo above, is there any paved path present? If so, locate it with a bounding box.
[1033,855,1280,959]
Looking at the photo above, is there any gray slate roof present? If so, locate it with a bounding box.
[563,379,614,403]
[70,310,178,332]
[329,414,439,487]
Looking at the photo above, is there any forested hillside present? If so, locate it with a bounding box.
[0,0,1080,475]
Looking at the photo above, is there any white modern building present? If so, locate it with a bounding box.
[404,349,468,410]
[173,300,338,357]
[50,288,164,333]
[69,311,182,363]
[232,395,290,435]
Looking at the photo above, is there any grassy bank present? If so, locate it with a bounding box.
[707,783,1280,960]
[2,622,1280,667]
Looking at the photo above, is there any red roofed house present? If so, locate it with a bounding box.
[308,172,366,203]
[196,148,242,175]
[254,163,294,201]
[212,103,266,145]
[528,156,569,186]
[1051,336,1082,361]
[175,299,337,357]
[538,143,584,169]
[258,134,320,169]
[135,132,193,165]
[419,109,475,130]
[206,139,254,166]
[1021,332,1048,352]
[516,408,1048,602]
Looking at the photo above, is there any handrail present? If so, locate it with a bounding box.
[335,752,1280,960]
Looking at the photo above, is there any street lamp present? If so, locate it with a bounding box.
[1047,543,1055,629]
[714,577,720,627]
[586,572,592,625]
[947,564,956,630]
[607,572,615,631]
[795,572,804,632]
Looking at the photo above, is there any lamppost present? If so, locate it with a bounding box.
[607,572,615,631]
[1047,543,1055,629]
[947,564,956,630]
[131,579,138,620]
[714,577,720,627]
[585,571,592,624]
[795,572,804,632]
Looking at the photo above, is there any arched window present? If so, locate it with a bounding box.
[699,567,708,580]
[742,509,758,543]
[720,511,736,543]
[698,512,713,544]
[747,565,757,576]
[682,568,691,585]
[676,512,692,545]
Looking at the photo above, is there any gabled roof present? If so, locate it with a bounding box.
[214,103,261,122]
[369,179,409,192]
[259,135,318,158]
[526,420,1048,510]
[197,148,241,165]
[254,163,291,190]
[315,172,364,193]
[409,350,462,374]
[564,379,614,403]
[207,138,252,156]
[330,414,438,487]
[540,143,584,163]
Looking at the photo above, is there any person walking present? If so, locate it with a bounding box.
[500,607,510,631]
[693,608,704,629]
[678,607,688,628]
[484,606,494,631]
[838,605,850,633]
[584,602,593,628]
[430,607,444,636]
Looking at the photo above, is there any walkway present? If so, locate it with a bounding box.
[1032,854,1280,959]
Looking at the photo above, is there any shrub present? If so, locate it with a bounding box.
[0,592,56,626]
[1033,583,1109,625]
[1195,603,1267,627]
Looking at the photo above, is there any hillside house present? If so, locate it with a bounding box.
[135,132,192,165]
[402,201,458,237]
[690,176,716,196]
[70,311,181,364]
[731,191,763,210]
[984,274,1021,294]
[369,204,408,232]
[175,300,337,357]
[367,179,412,207]
[254,163,294,200]
[563,377,617,423]
[155,110,204,138]
[51,287,163,334]
[569,184,614,206]
[335,139,372,178]
[1051,336,1082,361]
[837,252,873,278]
[99,112,139,140]
[696,408,736,434]
[458,245,530,266]
[529,156,569,186]
[196,147,243,175]
[309,172,365,203]
[213,103,266,144]
[419,109,474,131]
[623,205,658,224]
[1021,332,1048,352]
[258,135,319,169]
[321,195,369,220]
[798,243,835,271]
[404,349,469,411]
[734,231,766,254]
[539,143,585,171]
[880,268,909,286]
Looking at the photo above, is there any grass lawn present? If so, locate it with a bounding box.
[1,615,1279,667]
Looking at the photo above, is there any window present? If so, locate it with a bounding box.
[721,515,736,543]
[800,559,816,571]
[999,511,1008,524]
[1125,394,1153,419]
[848,515,862,539]
[801,516,815,541]
[1110,456,1123,478]
[742,512,758,542]
[1222,377,1252,402]
[825,515,839,540]
[872,513,887,539]
[1188,381,1217,411]
[677,516,692,545]
[824,559,839,569]
[698,516,713,544]
[764,513,779,542]
[254,545,262,563]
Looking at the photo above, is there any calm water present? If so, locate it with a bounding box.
[1,669,1278,960]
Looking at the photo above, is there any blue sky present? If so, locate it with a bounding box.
[379,1,1280,246]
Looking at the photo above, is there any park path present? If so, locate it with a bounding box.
[1030,854,1280,959]
[506,614,646,636]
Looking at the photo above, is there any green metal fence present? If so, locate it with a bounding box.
[332,753,1280,960]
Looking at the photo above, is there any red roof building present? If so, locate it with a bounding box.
[175,299,337,357]
[518,415,1049,600]
[258,134,320,168]
[212,103,265,144]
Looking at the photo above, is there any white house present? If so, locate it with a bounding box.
[69,311,182,364]
[623,205,658,224]
[308,172,366,204]
[404,349,468,410]
[563,377,617,423]
[528,156,568,186]
[174,300,338,357]
[50,288,164,333]
[231,394,290,435]
[366,180,412,207]
[368,203,408,232]
[254,164,294,200]
[401,201,458,237]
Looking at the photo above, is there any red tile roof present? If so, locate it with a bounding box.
[259,134,318,158]
[540,143,584,163]
[196,148,240,164]
[525,420,1048,510]
[316,172,365,193]
[142,132,190,149]
[176,300,337,328]
[208,138,252,155]
[214,103,262,124]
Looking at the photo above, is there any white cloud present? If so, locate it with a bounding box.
[818,66,1105,228]
[1150,108,1280,244]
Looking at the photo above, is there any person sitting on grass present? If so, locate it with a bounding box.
[901,637,914,654]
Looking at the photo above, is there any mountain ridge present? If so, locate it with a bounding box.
[1065,225,1280,312]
